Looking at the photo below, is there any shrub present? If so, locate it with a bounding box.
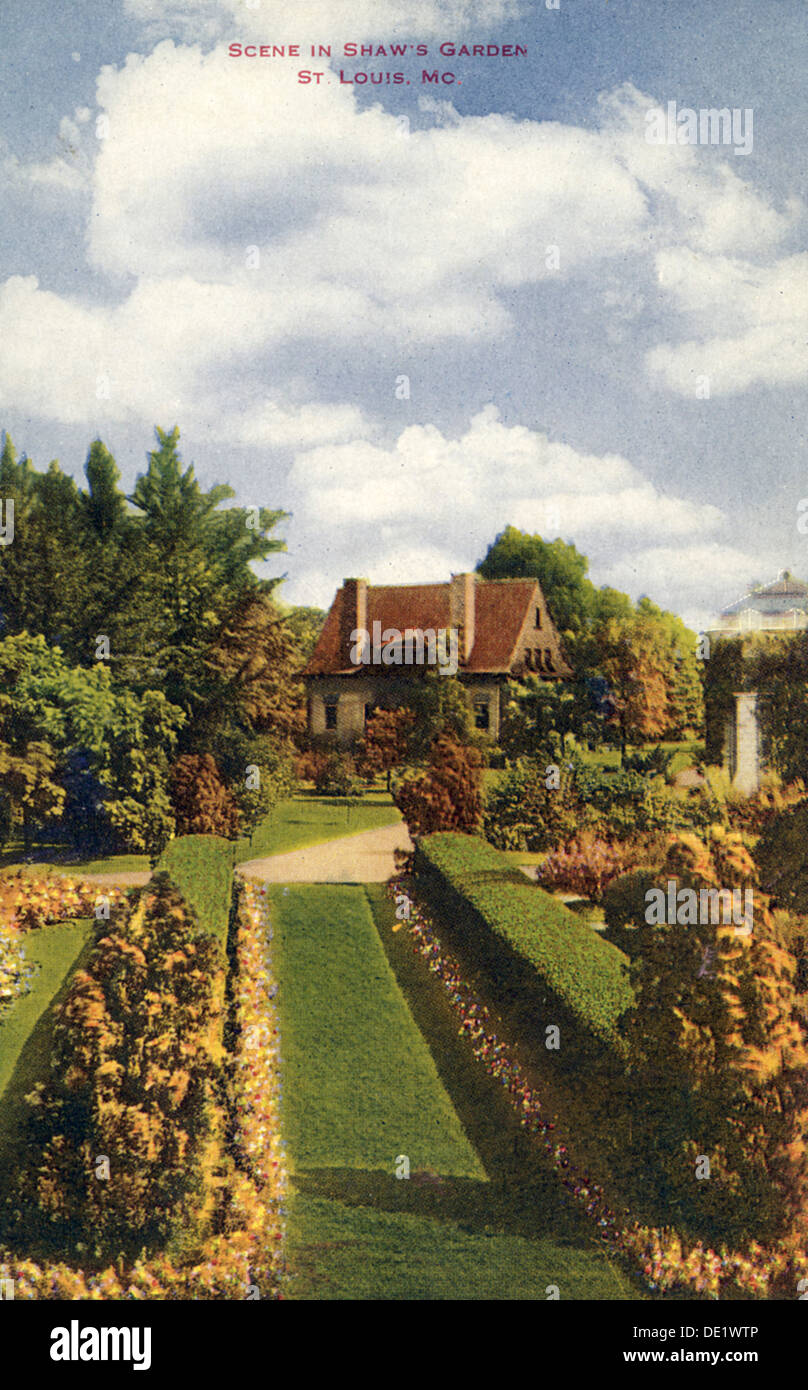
[16,875,227,1255]
[313,751,361,797]
[414,832,633,1050]
[394,734,483,837]
[483,755,580,852]
[538,834,651,902]
[169,754,240,837]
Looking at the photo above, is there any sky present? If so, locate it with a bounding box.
[0,0,806,632]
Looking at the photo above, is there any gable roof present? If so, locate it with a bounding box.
[303,576,561,676]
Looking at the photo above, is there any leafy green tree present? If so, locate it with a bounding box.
[477,525,595,646]
[405,671,475,757]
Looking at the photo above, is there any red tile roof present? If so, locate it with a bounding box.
[303,577,553,676]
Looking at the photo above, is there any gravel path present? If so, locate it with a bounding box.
[78,871,153,888]
[237,821,414,884]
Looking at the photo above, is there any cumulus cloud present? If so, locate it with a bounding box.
[124,0,525,45]
[0,54,801,440]
[646,248,808,394]
[282,405,732,613]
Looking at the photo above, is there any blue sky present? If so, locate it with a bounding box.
[0,0,806,629]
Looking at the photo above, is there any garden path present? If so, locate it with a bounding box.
[237,821,413,883]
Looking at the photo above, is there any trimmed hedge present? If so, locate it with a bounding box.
[413,832,633,1051]
[156,835,234,947]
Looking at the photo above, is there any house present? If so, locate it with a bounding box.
[302,572,572,747]
[706,571,808,794]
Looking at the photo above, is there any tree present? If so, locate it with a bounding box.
[404,671,475,757]
[592,610,670,758]
[476,525,594,644]
[622,830,808,1243]
[394,734,483,837]
[168,754,240,837]
[0,632,184,855]
[356,707,416,789]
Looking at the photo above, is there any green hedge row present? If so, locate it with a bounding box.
[413,832,633,1051]
[156,835,234,947]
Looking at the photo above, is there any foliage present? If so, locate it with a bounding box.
[403,671,476,756]
[355,707,416,789]
[15,875,227,1253]
[168,754,240,838]
[538,834,651,902]
[313,751,361,797]
[414,832,633,1048]
[622,904,808,1243]
[484,755,723,853]
[394,734,483,837]
[755,801,808,914]
[476,525,594,642]
[483,753,581,851]
[0,428,303,858]
[156,835,234,947]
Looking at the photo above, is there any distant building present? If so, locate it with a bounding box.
[708,570,808,638]
[706,571,808,794]
[302,572,571,747]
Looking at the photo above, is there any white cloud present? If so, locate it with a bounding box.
[646,248,808,393]
[599,543,787,633]
[0,56,801,440]
[281,406,731,612]
[124,0,524,45]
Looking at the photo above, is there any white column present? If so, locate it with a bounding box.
[732,691,760,795]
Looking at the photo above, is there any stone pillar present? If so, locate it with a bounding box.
[732,691,760,795]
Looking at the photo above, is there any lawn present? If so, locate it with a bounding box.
[0,855,150,879]
[285,1191,636,1300]
[0,919,95,1164]
[236,792,401,863]
[273,883,641,1299]
[268,883,482,1177]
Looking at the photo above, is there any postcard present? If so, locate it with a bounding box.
[0,0,804,1359]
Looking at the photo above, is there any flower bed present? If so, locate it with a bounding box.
[0,922,35,1018]
[0,875,125,933]
[389,877,808,1300]
[0,878,286,1299]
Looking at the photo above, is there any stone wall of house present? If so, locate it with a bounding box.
[306,674,503,748]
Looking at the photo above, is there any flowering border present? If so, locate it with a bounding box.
[0,879,287,1299]
[390,876,808,1300]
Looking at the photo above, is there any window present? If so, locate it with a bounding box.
[324,697,338,730]
[474,700,490,731]
[533,649,544,670]
[535,606,542,628]
[544,649,555,673]
[524,648,533,669]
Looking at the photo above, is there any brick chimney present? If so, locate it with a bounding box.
[340,577,368,665]
[449,572,475,663]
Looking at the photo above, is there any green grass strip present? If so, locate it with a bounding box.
[0,919,94,1164]
[235,794,401,863]
[285,1192,638,1300]
[269,884,483,1178]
